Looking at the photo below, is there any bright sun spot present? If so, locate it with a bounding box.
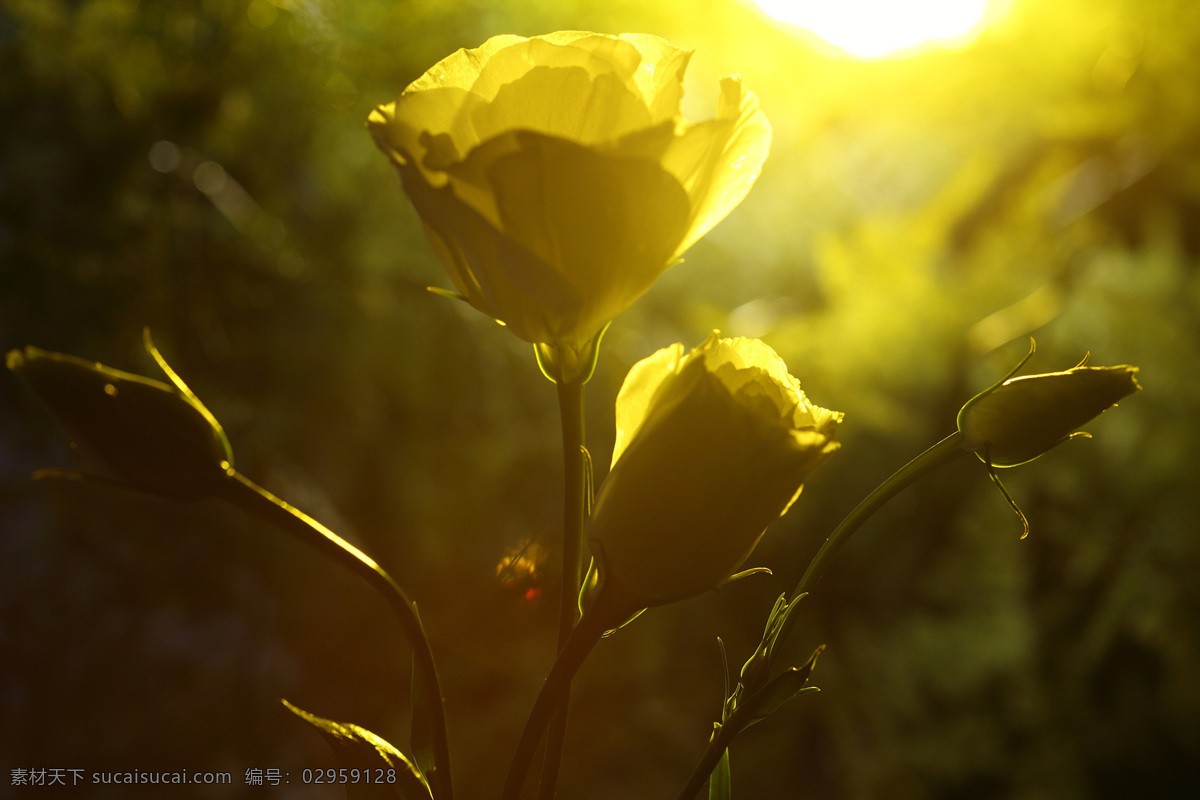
[752,0,995,59]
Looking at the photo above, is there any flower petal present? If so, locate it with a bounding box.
[399,164,580,343]
[369,32,771,348]
[463,34,643,100]
[660,76,772,258]
[613,33,692,124]
[453,35,647,148]
[592,359,836,605]
[405,34,528,94]
[369,90,484,175]
[507,33,690,125]
[703,337,842,432]
[471,66,653,147]
[482,132,692,342]
[611,341,688,466]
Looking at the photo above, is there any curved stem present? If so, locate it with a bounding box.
[503,607,608,800]
[777,431,968,644]
[219,470,453,800]
[674,431,970,800]
[537,378,587,799]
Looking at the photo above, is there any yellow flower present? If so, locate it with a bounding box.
[7,336,232,500]
[957,347,1141,467]
[586,333,842,614]
[368,32,772,349]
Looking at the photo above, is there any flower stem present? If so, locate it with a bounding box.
[219,470,453,800]
[777,430,968,644]
[537,377,588,799]
[673,715,741,800]
[503,607,609,800]
[674,431,969,800]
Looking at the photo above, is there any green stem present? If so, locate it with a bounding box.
[777,430,967,644]
[503,607,609,800]
[673,720,740,800]
[219,470,453,800]
[537,378,587,799]
[674,431,969,800]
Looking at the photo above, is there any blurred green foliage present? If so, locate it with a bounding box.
[2,0,1197,798]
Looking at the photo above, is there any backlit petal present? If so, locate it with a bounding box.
[483,132,691,344]
[590,333,841,610]
[472,66,652,146]
[370,32,770,346]
[399,164,579,343]
[662,77,772,258]
[610,341,687,466]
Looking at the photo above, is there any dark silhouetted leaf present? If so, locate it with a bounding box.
[283,700,431,800]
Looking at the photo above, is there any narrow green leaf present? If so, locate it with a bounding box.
[722,566,772,584]
[739,645,825,730]
[425,286,467,302]
[708,747,731,800]
[763,593,789,639]
[405,602,436,782]
[717,637,729,700]
[410,654,436,780]
[748,680,820,727]
[282,699,431,800]
[771,593,808,660]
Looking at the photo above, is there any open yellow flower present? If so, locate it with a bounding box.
[368,32,772,349]
[586,333,842,614]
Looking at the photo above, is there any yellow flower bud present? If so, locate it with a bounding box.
[587,333,842,613]
[7,339,232,500]
[957,345,1141,467]
[368,32,771,348]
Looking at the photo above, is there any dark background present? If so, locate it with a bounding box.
[2,0,1198,797]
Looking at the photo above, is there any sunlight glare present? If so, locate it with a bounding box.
[752,0,994,59]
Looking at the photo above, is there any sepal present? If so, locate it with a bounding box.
[533,323,609,385]
[736,645,824,730]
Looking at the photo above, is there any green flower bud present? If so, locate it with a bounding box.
[7,335,232,500]
[957,342,1141,467]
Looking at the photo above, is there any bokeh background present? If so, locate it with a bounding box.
[2,0,1198,797]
